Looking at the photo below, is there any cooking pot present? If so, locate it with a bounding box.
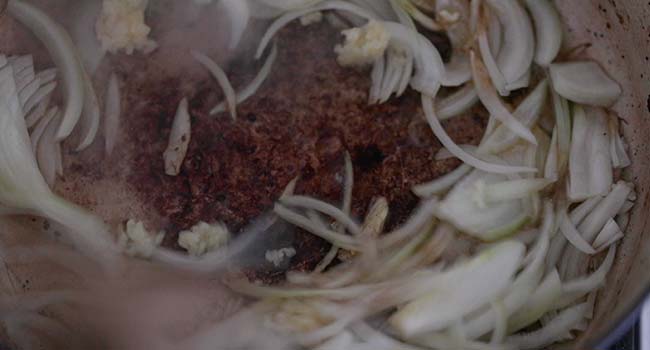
[0,0,649,349]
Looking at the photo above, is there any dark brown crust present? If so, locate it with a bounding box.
[75,21,487,279]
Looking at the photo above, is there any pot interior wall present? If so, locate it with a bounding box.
[554,0,650,348]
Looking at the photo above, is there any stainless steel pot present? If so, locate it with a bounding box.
[0,1,649,349]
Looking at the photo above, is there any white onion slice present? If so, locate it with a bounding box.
[462,202,553,339]
[273,204,360,251]
[34,68,56,86]
[390,241,525,336]
[192,50,237,120]
[524,0,562,66]
[281,195,362,235]
[609,116,631,168]
[470,51,537,145]
[479,79,548,154]
[423,96,536,174]
[507,269,562,334]
[437,84,478,120]
[37,113,61,186]
[163,98,191,176]
[568,106,612,201]
[578,181,632,243]
[559,209,596,255]
[30,106,59,151]
[413,164,472,198]
[75,70,101,151]
[544,127,558,181]
[218,0,250,50]
[506,302,588,350]
[54,140,63,177]
[18,77,40,107]
[103,73,121,156]
[487,0,535,89]
[23,81,57,116]
[549,61,622,107]
[25,95,51,129]
[593,219,623,250]
[478,25,506,96]
[8,0,86,141]
[550,87,571,174]
[442,53,471,87]
[211,45,278,115]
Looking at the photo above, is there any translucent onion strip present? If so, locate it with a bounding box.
[211,45,278,115]
[75,70,101,151]
[37,114,61,186]
[413,164,472,197]
[8,0,85,141]
[549,61,622,107]
[486,0,535,89]
[559,209,596,255]
[192,50,237,120]
[163,98,191,176]
[422,95,537,174]
[436,84,478,120]
[470,51,537,145]
[523,0,562,66]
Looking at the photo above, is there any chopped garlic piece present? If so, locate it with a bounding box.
[117,219,164,258]
[265,247,296,267]
[163,98,191,176]
[178,222,230,257]
[96,0,158,54]
[335,20,390,67]
[300,11,323,26]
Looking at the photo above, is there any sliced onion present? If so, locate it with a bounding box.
[103,73,120,156]
[437,84,479,120]
[486,0,535,89]
[578,182,631,242]
[482,178,552,204]
[30,106,59,151]
[25,95,51,128]
[281,195,362,235]
[8,0,85,141]
[192,50,237,121]
[609,116,631,168]
[18,77,40,108]
[389,241,525,336]
[442,53,471,87]
[23,81,57,116]
[556,244,616,309]
[218,0,250,50]
[75,70,101,151]
[37,113,61,186]
[548,91,569,174]
[507,268,562,334]
[559,209,596,255]
[423,95,536,174]
[211,45,278,115]
[398,0,442,31]
[163,98,191,176]
[470,51,537,145]
[478,24,507,96]
[507,302,588,349]
[413,164,472,197]
[549,61,622,107]
[274,203,360,251]
[568,106,612,201]
[544,127,558,181]
[462,202,553,339]
[592,219,623,250]
[479,80,548,154]
[524,0,562,66]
